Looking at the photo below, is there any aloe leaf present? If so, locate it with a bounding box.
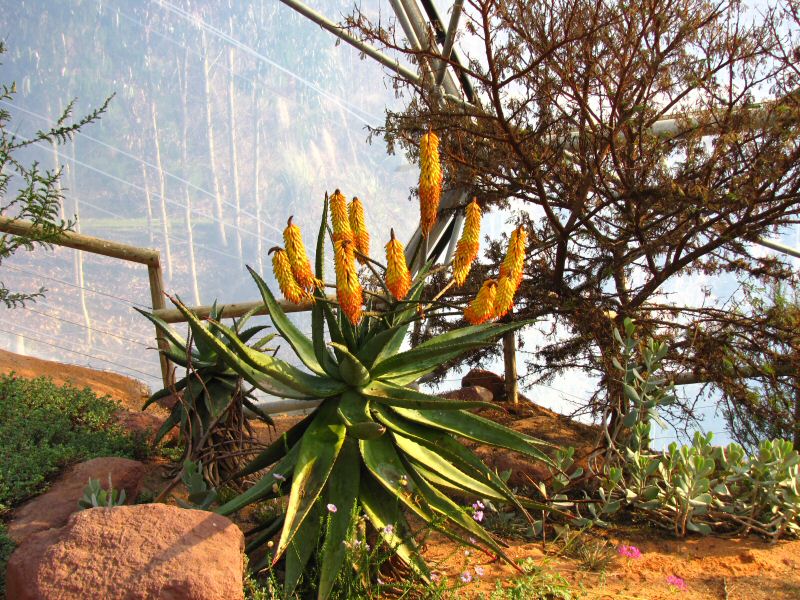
[362,380,495,411]
[248,265,335,377]
[337,391,385,439]
[245,515,285,554]
[143,376,187,410]
[371,280,427,366]
[284,500,323,598]
[393,406,555,466]
[238,410,318,477]
[360,436,492,554]
[355,322,403,367]
[173,299,345,398]
[135,307,187,350]
[241,396,274,426]
[236,324,272,345]
[371,341,489,385]
[322,300,347,349]
[373,405,534,513]
[418,320,534,351]
[329,342,371,386]
[318,439,360,600]
[359,473,430,580]
[273,401,346,564]
[403,458,512,561]
[153,406,181,445]
[216,443,300,516]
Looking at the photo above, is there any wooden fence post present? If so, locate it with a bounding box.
[503,330,518,406]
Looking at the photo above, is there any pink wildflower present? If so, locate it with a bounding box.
[618,544,642,559]
[460,571,473,584]
[474,566,485,577]
[666,575,687,591]
[326,503,337,513]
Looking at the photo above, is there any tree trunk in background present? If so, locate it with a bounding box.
[201,29,227,247]
[150,101,173,280]
[67,138,92,347]
[140,159,155,246]
[252,65,264,275]
[227,19,243,264]
[180,50,201,305]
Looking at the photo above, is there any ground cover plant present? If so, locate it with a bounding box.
[0,373,146,510]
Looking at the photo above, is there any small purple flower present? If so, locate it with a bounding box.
[430,573,441,583]
[474,566,485,577]
[272,473,286,482]
[377,577,385,585]
[472,500,485,511]
[618,544,642,559]
[472,510,484,523]
[666,575,687,591]
[383,524,394,535]
[469,536,477,544]
[460,571,473,584]
[326,503,337,513]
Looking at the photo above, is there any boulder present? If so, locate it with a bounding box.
[462,369,506,401]
[6,504,244,600]
[8,457,145,544]
[115,408,172,442]
[440,386,494,404]
[471,445,551,488]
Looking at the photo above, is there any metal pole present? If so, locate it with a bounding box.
[443,210,465,263]
[435,0,465,88]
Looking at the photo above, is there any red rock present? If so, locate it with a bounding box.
[115,408,171,442]
[462,369,506,401]
[6,504,244,600]
[7,457,145,544]
[440,386,494,404]
[471,445,551,488]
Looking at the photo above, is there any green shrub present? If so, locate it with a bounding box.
[0,523,14,598]
[0,373,147,509]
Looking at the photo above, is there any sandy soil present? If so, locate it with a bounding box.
[3,349,800,599]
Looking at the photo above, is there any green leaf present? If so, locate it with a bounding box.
[372,404,529,512]
[329,342,371,387]
[362,380,496,411]
[238,410,318,477]
[143,376,187,410]
[135,307,187,350]
[274,401,346,564]
[355,322,405,367]
[248,265,336,377]
[172,301,345,398]
[216,443,300,515]
[359,473,430,580]
[372,341,489,385]
[337,391,386,439]
[393,406,555,466]
[153,406,181,445]
[284,500,323,598]
[417,320,533,351]
[318,439,360,600]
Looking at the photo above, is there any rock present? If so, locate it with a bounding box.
[6,504,244,600]
[462,369,506,401]
[115,409,171,442]
[8,457,145,545]
[440,386,494,404]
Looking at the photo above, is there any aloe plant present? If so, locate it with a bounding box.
[139,303,275,487]
[162,194,552,598]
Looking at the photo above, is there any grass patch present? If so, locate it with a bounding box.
[0,373,148,511]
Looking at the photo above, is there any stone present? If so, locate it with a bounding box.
[115,408,171,442]
[440,386,494,404]
[6,504,244,600]
[471,445,551,488]
[462,369,506,401]
[7,457,145,545]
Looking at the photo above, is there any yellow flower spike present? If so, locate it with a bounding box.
[464,279,497,325]
[330,189,352,244]
[334,237,363,325]
[270,247,306,305]
[493,275,516,318]
[500,226,528,289]
[385,228,412,300]
[348,196,370,264]
[419,130,442,238]
[283,216,319,291]
[452,198,481,286]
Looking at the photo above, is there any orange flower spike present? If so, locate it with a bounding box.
[270,247,306,304]
[385,229,412,300]
[500,226,528,288]
[348,196,370,264]
[419,130,443,238]
[329,189,352,243]
[283,216,319,291]
[464,279,497,325]
[493,275,516,318]
[452,198,481,286]
[334,238,363,325]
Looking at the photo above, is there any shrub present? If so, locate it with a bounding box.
[0,373,146,509]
